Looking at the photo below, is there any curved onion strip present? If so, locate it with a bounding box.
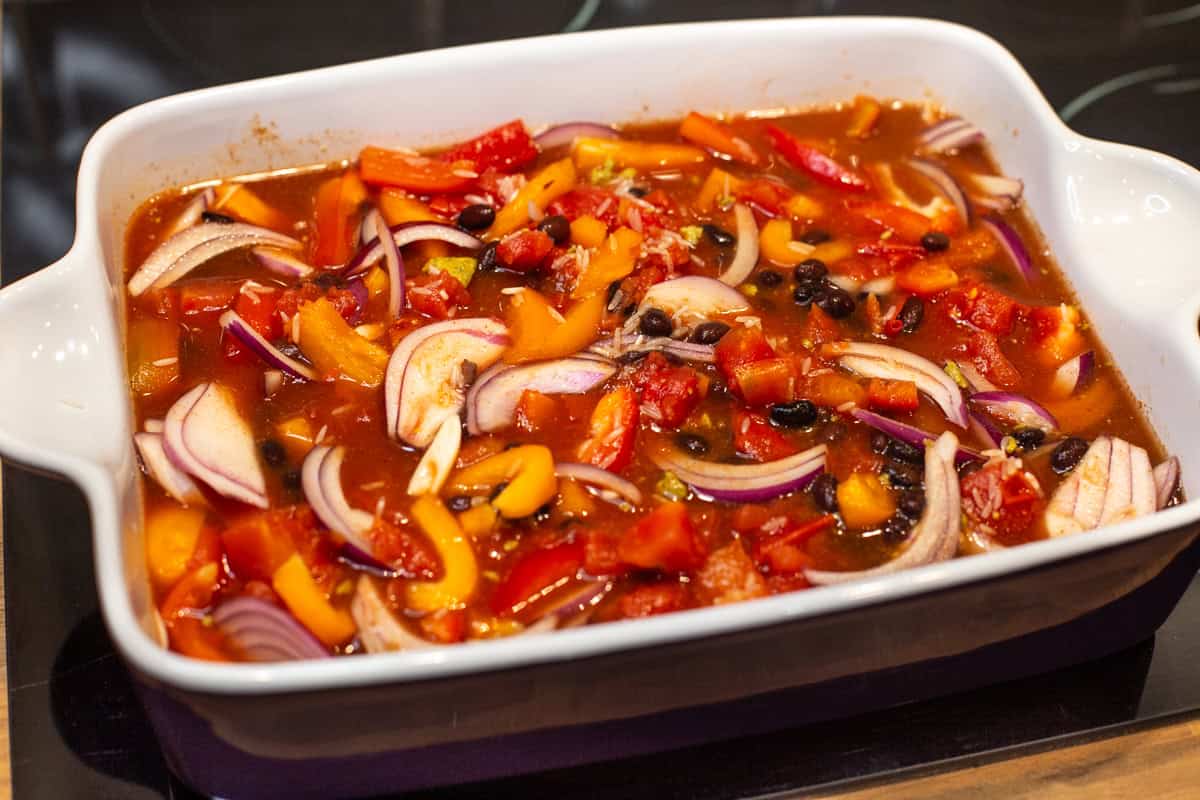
[467,358,616,435]
[969,391,1058,433]
[164,187,215,238]
[825,341,968,427]
[555,462,644,507]
[213,597,329,661]
[968,410,1004,449]
[220,309,317,380]
[960,527,1004,555]
[718,203,759,286]
[407,415,462,496]
[970,173,1024,210]
[806,432,960,585]
[343,222,483,277]
[252,246,314,279]
[1044,436,1157,537]
[649,444,827,503]
[162,383,268,508]
[981,215,1036,282]
[908,158,970,225]
[588,334,715,363]
[301,445,379,568]
[359,207,382,247]
[529,580,613,631]
[1049,351,1096,399]
[535,121,619,150]
[134,431,205,506]
[1154,456,1181,510]
[374,212,406,318]
[626,276,749,333]
[850,408,981,465]
[351,576,436,654]
[127,223,301,296]
[919,118,984,153]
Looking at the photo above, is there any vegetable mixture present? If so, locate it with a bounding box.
[124,100,1181,661]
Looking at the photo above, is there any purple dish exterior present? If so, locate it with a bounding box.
[135,524,1199,799]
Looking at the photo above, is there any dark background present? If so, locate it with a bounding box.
[4,1,1200,797]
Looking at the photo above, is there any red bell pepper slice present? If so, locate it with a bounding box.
[491,540,585,617]
[765,124,869,192]
[359,146,477,193]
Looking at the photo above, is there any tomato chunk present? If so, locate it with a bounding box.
[631,352,707,428]
[223,284,280,363]
[945,283,1020,336]
[496,229,554,272]
[866,379,919,413]
[440,120,537,174]
[577,386,639,472]
[618,502,707,573]
[618,581,690,618]
[730,358,796,407]
[406,271,472,320]
[491,540,585,617]
[715,326,777,392]
[733,409,798,462]
[961,464,1044,546]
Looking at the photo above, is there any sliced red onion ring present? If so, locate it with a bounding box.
[301,445,385,571]
[825,341,968,427]
[649,443,827,503]
[968,410,1004,449]
[359,207,382,247]
[385,318,510,447]
[528,580,612,631]
[981,215,1037,282]
[718,203,759,286]
[134,431,205,505]
[143,418,165,434]
[969,391,1058,433]
[162,383,268,508]
[467,357,616,435]
[535,121,619,150]
[588,334,715,363]
[164,187,216,238]
[1154,456,1181,509]
[626,276,748,333]
[1049,351,1096,399]
[219,309,317,380]
[807,432,961,584]
[970,173,1024,211]
[351,576,436,654]
[127,223,302,296]
[342,222,483,277]
[1045,436,1157,537]
[908,158,970,225]
[213,597,330,661]
[252,246,314,279]
[555,462,644,507]
[956,362,997,394]
[919,118,984,153]
[374,212,406,318]
[850,409,981,465]
[406,415,462,496]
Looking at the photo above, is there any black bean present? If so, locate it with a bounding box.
[811,474,839,513]
[477,241,500,271]
[260,440,286,468]
[885,438,924,465]
[1051,437,1090,474]
[689,321,731,345]
[815,286,856,319]
[447,495,473,512]
[537,214,571,244]
[769,400,818,429]
[457,204,495,231]
[1011,427,1047,451]
[882,462,922,488]
[897,489,925,519]
[676,432,710,456]
[899,296,924,334]
[800,229,831,245]
[793,283,817,307]
[201,211,236,224]
[282,470,302,492]
[639,308,674,337]
[870,431,890,454]
[533,502,554,522]
[755,270,783,289]
[920,231,951,252]
[703,223,736,247]
[616,349,650,365]
[793,258,828,284]
[314,271,343,290]
[459,359,479,387]
[628,185,650,198]
[881,514,911,543]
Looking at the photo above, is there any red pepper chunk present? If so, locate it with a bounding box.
[731,358,796,407]
[619,581,690,619]
[866,379,920,413]
[945,283,1020,336]
[847,200,932,244]
[618,502,707,573]
[491,540,585,617]
[631,352,706,428]
[733,409,799,462]
[577,386,639,472]
[715,326,776,393]
[547,186,621,227]
[359,146,477,193]
[764,124,870,192]
[496,229,554,272]
[440,120,538,174]
[224,285,280,363]
[964,329,1021,388]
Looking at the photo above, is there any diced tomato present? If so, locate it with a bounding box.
[630,352,707,428]
[439,120,538,174]
[961,465,1043,545]
[188,526,223,571]
[406,271,472,320]
[799,305,843,346]
[764,124,870,192]
[618,502,707,573]
[277,282,361,325]
[515,389,560,433]
[733,409,798,462]
[847,200,931,244]
[736,178,794,216]
[753,514,836,572]
[221,513,299,582]
[944,283,1020,336]
[731,357,797,406]
[715,326,776,391]
[360,146,477,193]
[695,541,768,604]
[680,111,762,166]
[866,379,919,412]
[618,581,690,618]
[758,542,810,575]
[964,329,1021,388]
[496,229,554,272]
[426,195,475,219]
[312,171,368,267]
[491,540,585,617]
[418,608,468,644]
[580,529,628,577]
[366,517,440,579]
[547,186,621,228]
[180,279,241,317]
[1027,304,1086,366]
[577,386,639,472]
[856,241,928,270]
[224,284,280,362]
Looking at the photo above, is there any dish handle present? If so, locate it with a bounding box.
[0,249,131,477]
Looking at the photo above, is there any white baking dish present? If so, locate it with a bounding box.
[2,17,1199,798]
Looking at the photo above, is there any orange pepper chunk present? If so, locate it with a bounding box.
[573,227,643,298]
[570,214,608,248]
[491,158,577,238]
[505,288,605,362]
[405,495,479,612]
[759,218,815,267]
[378,189,441,225]
[679,112,761,165]
[311,171,368,266]
[272,554,356,646]
[296,298,389,386]
[694,167,745,212]
[572,138,707,171]
[145,506,208,593]
[897,259,960,295]
[214,183,291,232]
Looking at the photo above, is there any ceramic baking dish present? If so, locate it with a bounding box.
[2,16,1200,798]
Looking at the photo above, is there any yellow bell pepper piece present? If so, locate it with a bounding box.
[759,219,815,267]
[556,479,596,518]
[145,506,207,593]
[570,214,608,248]
[458,504,498,538]
[297,298,390,387]
[378,188,440,225]
[837,473,897,529]
[808,240,854,266]
[214,183,290,231]
[128,317,181,398]
[272,553,357,646]
[406,496,479,612]
[504,288,605,363]
[448,445,558,519]
[694,167,745,212]
[572,138,707,171]
[274,417,315,461]
[362,265,389,299]
[784,193,824,221]
[490,158,577,238]
[572,227,644,298]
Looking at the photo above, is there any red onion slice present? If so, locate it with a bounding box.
[1049,351,1096,399]
[908,158,970,225]
[555,462,644,507]
[535,121,619,150]
[825,341,968,427]
[1154,457,1181,509]
[919,118,984,153]
[970,173,1024,210]
[588,335,715,363]
[164,187,215,238]
[467,357,616,435]
[981,216,1037,282]
[127,223,302,296]
[850,409,981,465]
[626,276,749,333]
[134,431,205,506]
[219,309,317,380]
[968,410,1004,449]
[302,445,386,573]
[649,444,827,503]
[406,415,462,496]
[252,246,314,279]
[351,576,436,654]
[343,222,483,277]
[359,207,382,248]
[807,432,961,585]
[1045,436,1158,537]
[528,580,612,631]
[718,203,759,286]
[162,383,268,508]
[373,212,406,318]
[969,391,1058,433]
[212,597,330,661]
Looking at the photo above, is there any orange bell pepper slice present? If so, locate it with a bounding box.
[837,473,897,529]
[572,137,707,171]
[694,167,745,213]
[145,506,208,593]
[405,496,479,612]
[272,553,356,646]
[573,226,644,298]
[359,145,477,193]
[213,183,291,232]
[490,157,577,238]
[448,445,558,519]
[312,171,368,266]
[296,298,389,386]
[759,218,815,267]
[846,95,882,139]
[897,259,960,295]
[378,189,441,226]
[679,112,761,165]
[569,214,608,248]
[504,288,605,363]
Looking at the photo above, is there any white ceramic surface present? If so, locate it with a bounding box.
[1,17,1199,697]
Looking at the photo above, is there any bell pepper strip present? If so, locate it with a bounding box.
[360,146,477,193]
[272,553,357,646]
[213,183,291,232]
[439,119,538,174]
[274,417,315,461]
[458,503,498,538]
[312,171,368,266]
[845,96,883,139]
[837,473,897,529]
[577,386,639,472]
[866,379,920,412]
[296,298,390,386]
[405,495,480,612]
[505,288,605,363]
[570,214,608,248]
[572,137,708,171]
[556,479,597,518]
[618,502,707,572]
[221,510,299,582]
[145,506,209,593]
[679,112,762,166]
[897,259,960,295]
[515,389,560,433]
[764,124,870,192]
[759,218,815,267]
[490,157,577,238]
[159,561,226,660]
[491,540,585,617]
[694,167,745,212]
[572,226,644,298]
[127,317,182,398]
[849,200,932,244]
[378,189,441,226]
[448,445,558,519]
[715,326,777,394]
